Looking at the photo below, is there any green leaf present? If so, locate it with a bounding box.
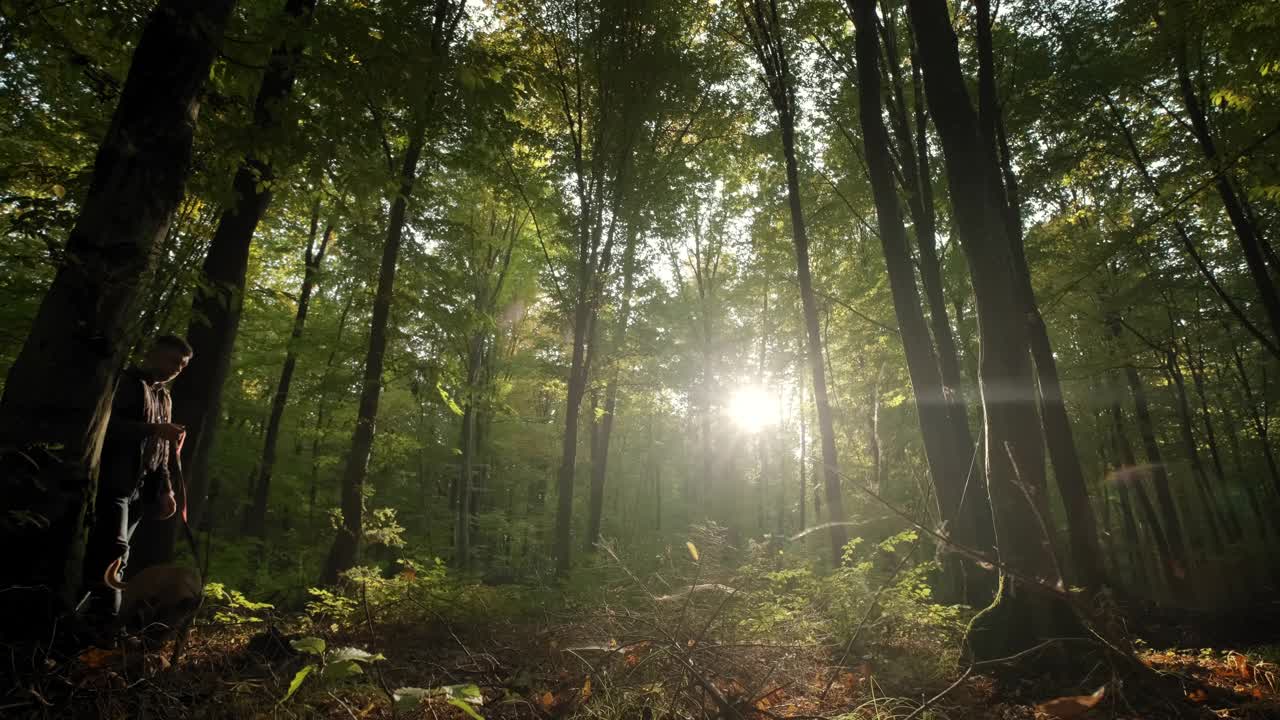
[329,647,386,664]
[322,659,365,683]
[290,636,326,656]
[281,664,316,703]
[443,683,484,705]
[391,684,484,714]
[449,697,486,720]
[437,381,465,416]
[394,687,433,711]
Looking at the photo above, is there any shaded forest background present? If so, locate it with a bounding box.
[3,0,1280,714]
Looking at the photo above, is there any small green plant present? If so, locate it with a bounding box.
[203,582,274,624]
[393,683,485,719]
[303,585,359,626]
[280,636,385,703]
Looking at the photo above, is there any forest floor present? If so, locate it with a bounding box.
[10,587,1280,720]
[8,535,1280,720]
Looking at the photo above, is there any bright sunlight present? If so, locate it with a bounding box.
[726,384,778,434]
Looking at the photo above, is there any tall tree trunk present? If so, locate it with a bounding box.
[174,0,318,535]
[0,0,235,639]
[756,287,771,534]
[586,222,639,551]
[318,0,461,585]
[1106,372,1175,585]
[1165,351,1235,549]
[781,126,849,562]
[798,356,807,534]
[1186,343,1231,504]
[247,206,331,539]
[310,290,354,527]
[974,0,1103,589]
[1114,332,1188,570]
[888,17,971,433]
[455,362,478,569]
[321,122,427,585]
[1099,399,1145,587]
[909,0,1065,658]
[867,362,882,493]
[553,290,594,575]
[1228,341,1280,499]
[1198,353,1270,536]
[852,0,989,600]
[551,111,626,575]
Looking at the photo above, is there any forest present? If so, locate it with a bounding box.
[1,0,1279,717]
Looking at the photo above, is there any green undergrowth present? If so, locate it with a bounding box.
[42,525,967,712]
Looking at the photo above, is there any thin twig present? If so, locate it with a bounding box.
[360,582,397,707]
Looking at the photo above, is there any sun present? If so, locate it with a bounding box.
[726,385,777,434]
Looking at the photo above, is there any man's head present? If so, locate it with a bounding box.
[144,335,193,383]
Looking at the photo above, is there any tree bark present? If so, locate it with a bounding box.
[455,373,478,569]
[1112,328,1188,570]
[908,0,1065,657]
[974,0,1103,589]
[1106,365,1179,578]
[553,292,593,574]
[321,122,427,585]
[0,0,235,639]
[888,15,969,411]
[586,222,639,551]
[246,206,331,539]
[851,0,989,600]
[1099,400,1145,587]
[798,355,807,534]
[783,124,848,562]
[1163,358,1222,551]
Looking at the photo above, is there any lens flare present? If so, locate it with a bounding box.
[727,385,777,434]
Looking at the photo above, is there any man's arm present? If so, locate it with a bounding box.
[106,376,184,442]
[143,388,178,518]
[141,445,178,517]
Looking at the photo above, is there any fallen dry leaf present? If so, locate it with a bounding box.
[1035,684,1106,719]
[755,687,785,711]
[77,647,119,669]
[1230,653,1250,678]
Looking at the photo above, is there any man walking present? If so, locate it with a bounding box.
[81,335,192,628]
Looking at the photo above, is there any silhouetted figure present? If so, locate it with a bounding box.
[81,335,192,631]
